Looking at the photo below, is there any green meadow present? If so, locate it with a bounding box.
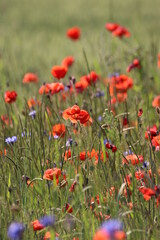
[1,0,160,239]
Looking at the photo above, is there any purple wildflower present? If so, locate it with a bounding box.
[5,136,17,144]
[95,91,105,98]
[7,222,25,240]
[66,138,73,147]
[29,110,36,119]
[142,161,149,169]
[53,135,59,139]
[101,219,123,234]
[39,215,55,227]
[104,139,112,145]
[123,151,128,156]
[98,116,102,122]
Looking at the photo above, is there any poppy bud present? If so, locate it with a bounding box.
[138,108,143,117]
[156,107,160,115]
[106,143,112,149]
[112,145,117,152]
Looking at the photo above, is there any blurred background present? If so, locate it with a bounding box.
[0,0,160,87]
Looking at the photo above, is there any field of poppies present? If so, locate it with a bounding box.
[1,0,160,239]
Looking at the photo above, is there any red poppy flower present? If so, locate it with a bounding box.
[43,168,61,181]
[27,98,36,108]
[64,105,80,116]
[105,23,130,38]
[39,82,64,95]
[114,231,126,240]
[82,72,98,85]
[105,23,119,32]
[122,154,144,165]
[112,26,130,38]
[62,56,74,68]
[31,220,44,231]
[93,230,110,240]
[63,105,90,125]
[79,151,86,161]
[39,84,52,95]
[63,203,73,213]
[51,66,68,79]
[138,108,143,117]
[135,169,145,181]
[79,71,99,87]
[27,98,41,109]
[23,73,38,83]
[139,187,156,201]
[50,83,64,94]
[114,75,133,92]
[127,59,140,72]
[44,231,51,240]
[4,91,17,103]
[44,232,59,240]
[139,186,160,206]
[66,27,81,40]
[76,110,90,124]
[109,74,133,103]
[89,71,99,84]
[75,78,89,93]
[145,125,157,140]
[52,123,65,138]
[151,135,160,150]
[87,148,96,159]
[152,95,160,107]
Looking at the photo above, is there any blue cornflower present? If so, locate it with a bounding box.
[103,139,112,145]
[142,161,149,169]
[21,131,25,137]
[128,149,133,155]
[108,72,120,78]
[5,137,12,144]
[95,91,105,98]
[53,135,59,139]
[98,116,102,122]
[123,149,133,156]
[5,136,17,144]
[39,215,55,227]
[66,138,72,147]
[7,222,25,240]
[29,110,36,119]
[123,151,128,156]
[101,219,123,234]
[64,86,70,92]
[66,138,77,147]
[49,134,59,140]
